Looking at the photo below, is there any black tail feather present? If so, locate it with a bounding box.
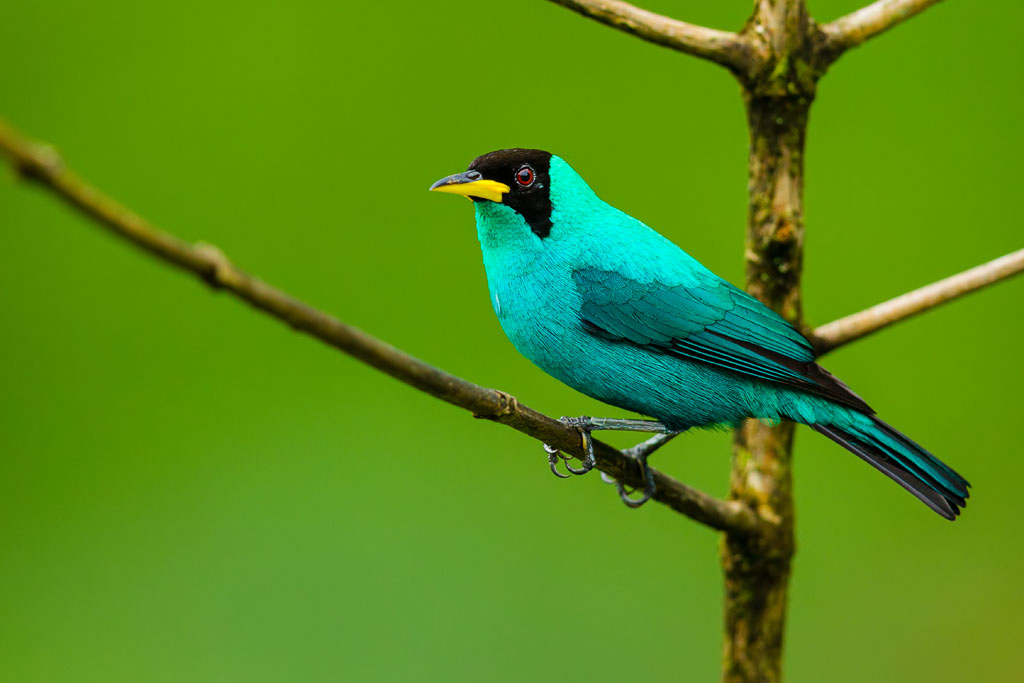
[811,422,967,521]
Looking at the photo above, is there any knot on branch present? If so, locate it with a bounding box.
[194,242,234,290]
[492,390,520,417]
[473,390,520,421]
[761,220,801,266]
[13,142,63,181]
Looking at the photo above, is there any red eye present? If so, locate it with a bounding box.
[516,166,535,186]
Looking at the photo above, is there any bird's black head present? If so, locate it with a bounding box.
[430,148,554,238]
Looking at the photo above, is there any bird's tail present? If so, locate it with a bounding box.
[812,416,970,520]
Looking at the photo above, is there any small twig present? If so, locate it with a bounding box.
[812,248,1024,354]
[546,0,752,73]
[0,118,765,536]
[820,0,945,58]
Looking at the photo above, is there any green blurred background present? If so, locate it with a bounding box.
[1,1,1021,681]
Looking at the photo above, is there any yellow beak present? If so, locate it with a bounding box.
[429,171,510,202]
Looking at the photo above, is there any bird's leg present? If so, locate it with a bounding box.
[566,417,670,433]
[599,432,676,483]
[622,430,681,458]
[544,418,682,507]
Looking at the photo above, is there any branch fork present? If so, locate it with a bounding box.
[546,0,948,81]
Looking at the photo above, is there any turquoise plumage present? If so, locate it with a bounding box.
[431,149,969,519]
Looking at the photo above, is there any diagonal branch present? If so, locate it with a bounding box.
[546,0,752,73]
[0,118,766,537]
[820,0,945,59]
[811,248,1024,354]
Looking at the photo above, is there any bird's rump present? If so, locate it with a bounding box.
[572,268,872,413]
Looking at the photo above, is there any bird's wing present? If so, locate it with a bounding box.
[572,268,872,413]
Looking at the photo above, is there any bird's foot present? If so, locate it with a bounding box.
[545,417,597,478]
[611,452,655,508]
[603,432,681,507]
[544,417,683,508]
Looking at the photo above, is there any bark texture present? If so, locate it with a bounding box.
[722,3,822,680]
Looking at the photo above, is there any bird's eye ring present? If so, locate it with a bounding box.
[515,165,535,187]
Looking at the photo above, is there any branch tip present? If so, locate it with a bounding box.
[547,0,752,73]
[813,247,1024,354]
[821,0,945,58]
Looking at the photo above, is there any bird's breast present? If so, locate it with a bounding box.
[484,255,581,369]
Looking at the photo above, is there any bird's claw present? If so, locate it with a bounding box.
[543,416,596,478]
[563,425,595,474]
[613,451,655,508]
[544,443,572,479]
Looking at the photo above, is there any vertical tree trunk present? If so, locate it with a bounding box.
[720,96,809,683]
[721,2,820,681]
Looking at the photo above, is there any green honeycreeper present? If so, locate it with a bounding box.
[430,149,969,519]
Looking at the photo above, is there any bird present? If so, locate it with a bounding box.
[429,149,969,519]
